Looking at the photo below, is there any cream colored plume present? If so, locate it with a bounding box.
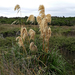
[20,26,28,41]
[41,17,48,32]
[14,4,20,13]
[39,9,45,15]
[22,27,28,41]
[29,42,38,52]
[38,5,45,19]
[29,29,35,40]
[38,5,45,10]
[16,36,25,48]
[41,13,45,19]
[39,17,49,38]
[48,27,51,38]
[26,15,35,23]
[14,4,20,10]
[36,16,42,24]
[46,14,51,24]
[45,27,51,42]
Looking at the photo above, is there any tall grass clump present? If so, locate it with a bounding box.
[37,4,52,52]
[0,5,74,75]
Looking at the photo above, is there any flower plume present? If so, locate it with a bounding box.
[20,26,28,41]
[29,29,35,40]
[29,42,38,53]
[36,16,42,25]
[26,15,35,23]
[38,5,45,11]
[16,36,24,48]
[14,4,20,13]
[46,14,51,24]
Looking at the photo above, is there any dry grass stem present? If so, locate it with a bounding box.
[21,26,24,38]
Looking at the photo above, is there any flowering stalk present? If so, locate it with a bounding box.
[14,4,22,27]
[16,36,27,55]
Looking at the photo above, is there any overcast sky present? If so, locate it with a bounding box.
[0,0,75,17]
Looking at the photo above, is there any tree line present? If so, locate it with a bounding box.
[0,16,75,26]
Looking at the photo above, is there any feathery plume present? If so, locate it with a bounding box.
[26,15,35,23]
[16,36,27,54]
[41,13,45,19]
[38,5,45,10]
[39,9,45,15]
[45,27,51,42]
[48,27,51,38]
[20,26,28,41]
[41,17,48,32]
[22,27,28,41]
[36,16,42,24]
[16,36,24,48]
[29,29,35,40]
[29,42,38,53]
[46,14,51,24]
[38,17,48,38]
[38,5,45,19]
[14,4,20,13]
[14,4,20,10]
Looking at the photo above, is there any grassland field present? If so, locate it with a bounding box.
[0,24,75,75]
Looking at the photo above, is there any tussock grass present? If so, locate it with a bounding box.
[0,36,74,75]
[0,26,75,75]
[0,4,75,75]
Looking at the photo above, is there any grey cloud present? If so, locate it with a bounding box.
[45,4,75,17]
[0,4,75,17]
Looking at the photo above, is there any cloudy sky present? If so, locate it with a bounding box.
[0,0,75,17]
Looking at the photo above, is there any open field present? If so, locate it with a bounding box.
[0,24,75,75]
